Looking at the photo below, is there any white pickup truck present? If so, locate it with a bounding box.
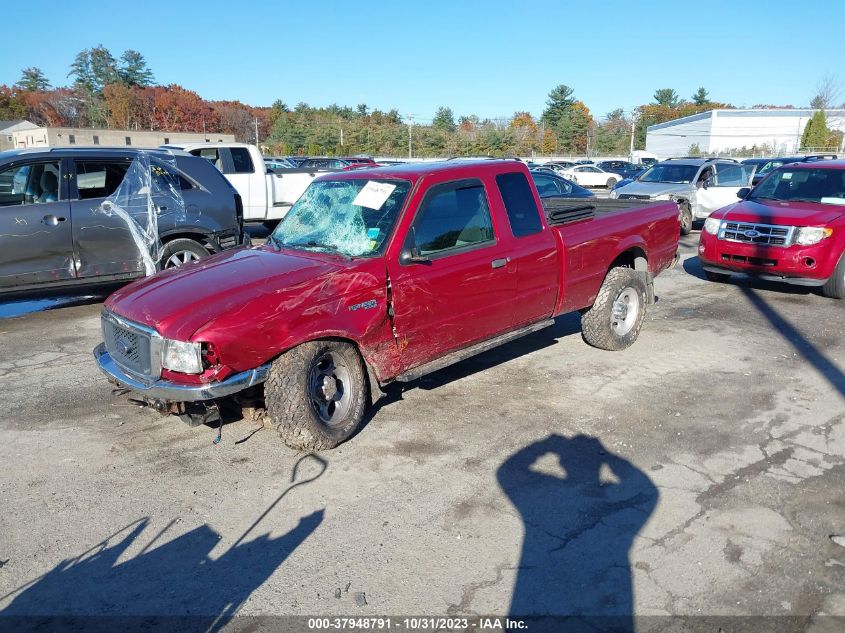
[161,142,337,223]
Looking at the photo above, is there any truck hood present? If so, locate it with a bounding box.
[712,199,845,226]
[615,181,690,198]
[105,246,342,341]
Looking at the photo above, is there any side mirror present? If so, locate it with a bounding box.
[737,187,751,199]
[399,248,431,266]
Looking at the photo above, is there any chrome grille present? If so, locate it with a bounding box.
[101,311,159,379]
[618,194,651,201]
[718,221,794,247]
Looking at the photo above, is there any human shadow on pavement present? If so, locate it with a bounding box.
[0,454,327,633]
[497,434,658,633]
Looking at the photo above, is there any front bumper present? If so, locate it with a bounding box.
[698,231,837,285]
[94,343,270,402]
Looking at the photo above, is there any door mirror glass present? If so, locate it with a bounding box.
[737,187,751,199]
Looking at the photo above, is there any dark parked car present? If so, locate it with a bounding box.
[742,154,838,186]
[0,147,247,295]
[530,169,594,199]
[298,157,353,169]
[596,160,648,180]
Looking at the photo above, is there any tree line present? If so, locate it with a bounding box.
[1,47,840,157]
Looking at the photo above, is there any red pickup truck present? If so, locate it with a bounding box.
[94,160,679,450]
[698,160,845,298]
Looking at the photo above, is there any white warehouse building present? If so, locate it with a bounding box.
[645,109,845,158]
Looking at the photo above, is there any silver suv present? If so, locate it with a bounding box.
[610,158,752,234]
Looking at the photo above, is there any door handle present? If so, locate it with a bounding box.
[491,258,508,269]
[157,205,168,213]
[42,215,66,226]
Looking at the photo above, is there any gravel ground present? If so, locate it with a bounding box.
[0,231,843,631]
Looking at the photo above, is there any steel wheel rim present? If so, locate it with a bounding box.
[611,287,640,336]
[308,352,352,427]
[165,250,200,268]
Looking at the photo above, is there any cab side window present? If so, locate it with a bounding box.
[0,161,61,207]
[75,161,130,200]
[191,148,223,172]
[412,180,494,257]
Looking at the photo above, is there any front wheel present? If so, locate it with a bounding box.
[265,340,368,451]
[822,252,845,299]
[679,203,693,236]
[581,267,648,351]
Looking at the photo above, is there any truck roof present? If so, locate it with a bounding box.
[318,159,525,183]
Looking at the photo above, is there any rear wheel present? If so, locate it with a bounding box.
[159,238,208,270]
[822,252,845,299]
[606,177,618,188]
[581,267,648,351]
[265,340,368,451]
[679,202,693,235]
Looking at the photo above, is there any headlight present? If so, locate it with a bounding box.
[653,194,671,200]
[609,190,618,199]
[704,218,722,235]
[161,339,203,374]
[794,227,833,246]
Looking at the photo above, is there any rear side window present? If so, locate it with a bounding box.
[229,148,254,174]
[75,161,130,200]
[496,172,543,237]
[412,180,494,257]
[151,164,195,191]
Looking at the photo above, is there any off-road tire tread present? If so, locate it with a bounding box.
[581,267,648,351]
[679,202,693,236]
[265,341,367,451]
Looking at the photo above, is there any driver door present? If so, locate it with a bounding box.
[0,158,74,289]
[694,163,752,218]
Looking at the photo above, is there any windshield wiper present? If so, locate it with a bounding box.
[267,233,282,251]
[288,240,352,260]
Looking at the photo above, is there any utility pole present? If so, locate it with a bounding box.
[340,128,344,147]
[254,117,259,145]
[628,111,638,163]
[407,114,414,159]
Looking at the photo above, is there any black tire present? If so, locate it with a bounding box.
[581,267,648,351]
[265,340,368,451]
[158,238,208,270]
[705,270,731,283]
[822,252,845,299]
[606,178,617,188]
[679,202,693,235]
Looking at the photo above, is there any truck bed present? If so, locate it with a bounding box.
[542,198,673,225]
[543,197,680,315]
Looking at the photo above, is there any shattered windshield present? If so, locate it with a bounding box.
[637,164,699,184]
[271,178,412,257]
[750,167,845,205]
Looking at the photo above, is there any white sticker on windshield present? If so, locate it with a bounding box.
[353,181,396,210]
[782,172,792,180]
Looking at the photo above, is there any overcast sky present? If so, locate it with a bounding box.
[2,0,843,121]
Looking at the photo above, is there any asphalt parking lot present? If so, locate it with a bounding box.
[1,231,844,630]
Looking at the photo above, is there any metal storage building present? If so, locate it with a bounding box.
[645,109,845,158]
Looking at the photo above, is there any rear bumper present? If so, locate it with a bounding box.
[94,343,270,402]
